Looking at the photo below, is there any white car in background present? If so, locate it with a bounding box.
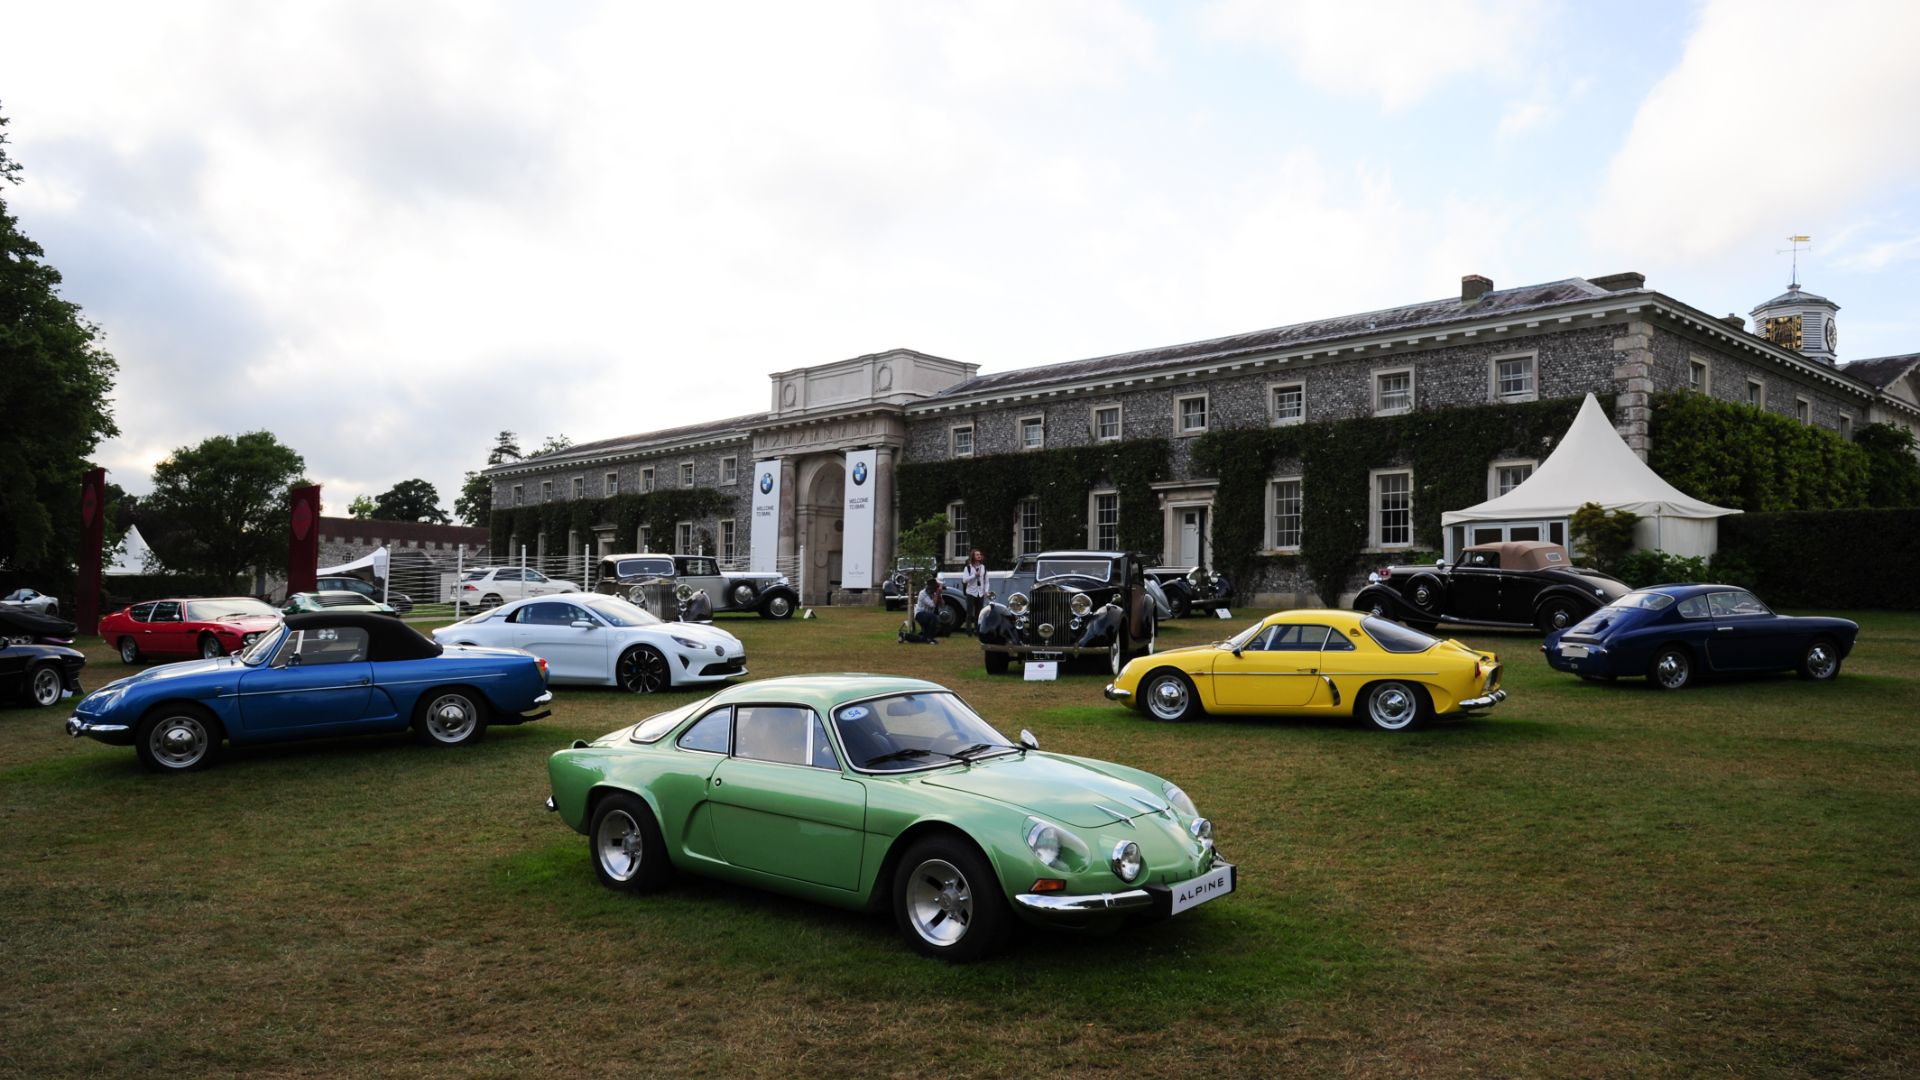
[432,593,746,693]
[447,567,579,610]
[2,589,60,615]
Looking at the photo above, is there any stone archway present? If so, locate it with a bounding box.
[797,458,844,604]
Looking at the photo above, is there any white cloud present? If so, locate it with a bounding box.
[1201,0,1552,110]
[1589,0,1920,262]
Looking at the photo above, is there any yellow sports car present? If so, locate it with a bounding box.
[1104,609,1505,732]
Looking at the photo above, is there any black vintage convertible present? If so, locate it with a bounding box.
[1352,541,1631,634]
[978,550,1157,675]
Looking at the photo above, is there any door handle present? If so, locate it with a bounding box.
[355,677,370,686]
[1716,626,1733,632]
[711,777,723,787]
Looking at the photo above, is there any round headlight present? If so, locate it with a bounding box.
[1111,840,1144,883]
[1163,782,1198,819]
[1069,593,1093,617]
[1038,622,1055,640]
[1189,817,1213,842]
[1008,592,1029,614]
[1027,822,1062,865]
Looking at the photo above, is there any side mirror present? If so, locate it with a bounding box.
[1018,729,1039,750]
[1435,561,1451,572]
[1232,647,1243,658]
[570,620,596,630]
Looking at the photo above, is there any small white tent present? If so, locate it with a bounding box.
[104,525,155,576]
[1441,394,1739,559]
[317,545,391,580]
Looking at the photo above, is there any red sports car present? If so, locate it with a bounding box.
[99,597,284,664]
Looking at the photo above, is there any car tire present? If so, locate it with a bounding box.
[1797,638,1842,681]
[616,645,672,694]
[24,663,63,708]
[1169,591,1192,620]
[118,637,142,665]
[589,792,674,893]
[892,834,1011,962]
[481,593,504,610]
[1361,680,1431,732]
[759,593,795,619]
[1142,670,1199,722]
[1648,646,1693,691]
[1535,599,1580,634]
[413,688,488,746]
[936,599,965,636]
[1108,631,1129,677]
[983,650,1009,675]
[134,705,223,772]
[198,634,225,659]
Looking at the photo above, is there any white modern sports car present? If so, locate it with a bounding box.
[431,593,746,693]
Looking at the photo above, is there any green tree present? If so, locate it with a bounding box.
[146,432,307,581]
[455,431,521,526]
[1856,422,1920,508]
[896,514,950,588]
[535,434,572,456]
[371,478,449,524]
[347,494,376,519]
[0,105,120,571]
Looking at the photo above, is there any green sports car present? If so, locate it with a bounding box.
[546,674,1235,960]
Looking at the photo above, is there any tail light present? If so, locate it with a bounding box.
[536,656,549,683]
[1377,566,1392,579]
[461,584,477,592]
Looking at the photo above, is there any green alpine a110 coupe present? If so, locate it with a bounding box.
[545,673,1235,960]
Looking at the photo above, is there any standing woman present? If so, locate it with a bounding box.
[961,548,988,630]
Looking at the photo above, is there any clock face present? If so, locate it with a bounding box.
[1826,318,1837,352]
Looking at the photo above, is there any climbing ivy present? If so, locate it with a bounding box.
[1647,391,1869,511]
[488,489,737,559]
[897,439,1171,567]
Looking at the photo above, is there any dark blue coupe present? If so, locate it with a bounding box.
[1543,584,1858,690]
[67,611,552,772]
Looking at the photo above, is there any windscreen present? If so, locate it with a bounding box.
[582,595,662,627]
[1607,591,1676,611]
[1036,558,1112,583]
[832,692,1014,772]
[186,598,278,620]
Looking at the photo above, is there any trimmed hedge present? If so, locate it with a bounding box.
[1648,391,1870,511]
[1718,509,1920,610]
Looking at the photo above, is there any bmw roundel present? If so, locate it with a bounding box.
[759,472,774,494]
[852,460,868,485]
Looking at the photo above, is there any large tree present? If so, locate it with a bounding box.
[0,105,120,571]
[454,430,523,526]
[371,478,449,524]
[146,432,307,581]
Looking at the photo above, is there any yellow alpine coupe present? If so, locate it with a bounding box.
[1104,609,1505,732]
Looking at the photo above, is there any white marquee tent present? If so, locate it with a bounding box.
[104,525,155,576]
[1441,394,1739,559]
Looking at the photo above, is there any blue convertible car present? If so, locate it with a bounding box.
[1543,583,1858,690]
[68,611,553,772]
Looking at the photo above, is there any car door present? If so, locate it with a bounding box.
[235,625,375,736]
[145,601,190,656]
[508,600,608,682]
[1448,552,1502,621]
[1703,590,1792,670]
[675,557,726,606]
[1211,625,1324,708]
[706,705,866,891]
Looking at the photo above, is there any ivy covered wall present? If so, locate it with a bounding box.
[1646,391,1871,511]
[489,490,737,559]
[897,439,1171,567]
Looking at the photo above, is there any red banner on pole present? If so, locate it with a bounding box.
[286,485,321,597]
[76,467,107,635]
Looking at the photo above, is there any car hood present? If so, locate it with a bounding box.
[99,655,247,693]
[656,621,740,646]
[917,752,1168,830]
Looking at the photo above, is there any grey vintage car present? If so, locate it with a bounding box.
[594,554,799,619]
[881,557,941,611]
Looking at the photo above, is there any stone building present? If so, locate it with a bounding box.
[486,272,1920,605]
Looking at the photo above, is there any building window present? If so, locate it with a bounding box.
[719,519,736,563]
[947,502,969,562]
[605,472,619,496]
[1839,413,1853,440]
[1795,396,1811,424]
[720,457,738,485]
[1688,357,1710,394]
[638,525,652,551]
[951,424,974,458]
[1176,394,1209,435]
[511,484,523,506]
[1093,405,1122,442]
[1268,478,1302,551]
[1092,492,1119,550]
[1490,460,1536,498]
[640,467,656,493]
[1019,416,1045,451]
[1270,382,1305,425]
[570,476,584,500]
[540,479,553,502]
[1375,369,1414,415]
[1016,498,1041,555]
[679,461,695,487]
[1492,353,1537,402]
[675,521,694,554]
[1373,470,1413,548]
[1747,378,1765,408]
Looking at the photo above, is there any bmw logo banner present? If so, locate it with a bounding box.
[842,449,878,589]
[750,460,783,573]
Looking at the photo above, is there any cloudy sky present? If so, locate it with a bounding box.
[5,0,1919,515]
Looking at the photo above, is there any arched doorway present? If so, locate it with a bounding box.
[798,459,844,604]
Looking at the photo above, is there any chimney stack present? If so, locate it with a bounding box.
[1461,274,1493,302]
[1719,314,1746,331]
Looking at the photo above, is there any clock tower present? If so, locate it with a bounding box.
[1751,282,1839,366]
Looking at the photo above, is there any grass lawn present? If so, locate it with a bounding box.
[3,607,1916,1078]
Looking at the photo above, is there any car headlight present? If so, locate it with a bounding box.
[1111,840,1144,883]
[1163,782,1198,819]
[670,636,704,650]
[1189,817,1213,842]
[1007,592,1029,615]
[1069,593,1092,617]
[1025,817,1089,870]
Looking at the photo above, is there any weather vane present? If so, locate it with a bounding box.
[1777,234,1812,288]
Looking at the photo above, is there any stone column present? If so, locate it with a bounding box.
[1612,319,1656,459]
[872,445,896,600]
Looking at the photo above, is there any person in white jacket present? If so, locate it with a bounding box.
[960,548,988,630]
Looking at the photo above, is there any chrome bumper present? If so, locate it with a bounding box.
[1103,683,1131,702]
[1459,689,1507,710]
[1013,888,1154,915]
[66,716,130,739]
[534,691,553,706]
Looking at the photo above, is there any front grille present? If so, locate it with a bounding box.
[700,659,746,677]
[1029,591,1076,638]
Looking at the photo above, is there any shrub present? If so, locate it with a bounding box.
[1570,502,1639,575]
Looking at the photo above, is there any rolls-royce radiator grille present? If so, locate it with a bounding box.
[1031,592,1075,635]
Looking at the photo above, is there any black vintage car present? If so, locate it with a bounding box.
[1146,565,1234,618]
[0,607,77,647]
[1351,541,1631,634]
[881,556,941,611]
[1,641,86,708]
[977,550,1157,676]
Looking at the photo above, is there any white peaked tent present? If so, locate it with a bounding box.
[317,545,391,580]
[1441,394,1740,559]
[104,525,155,576]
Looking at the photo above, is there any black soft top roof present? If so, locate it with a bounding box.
[283,611,442,661]
[0,607,77,638]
